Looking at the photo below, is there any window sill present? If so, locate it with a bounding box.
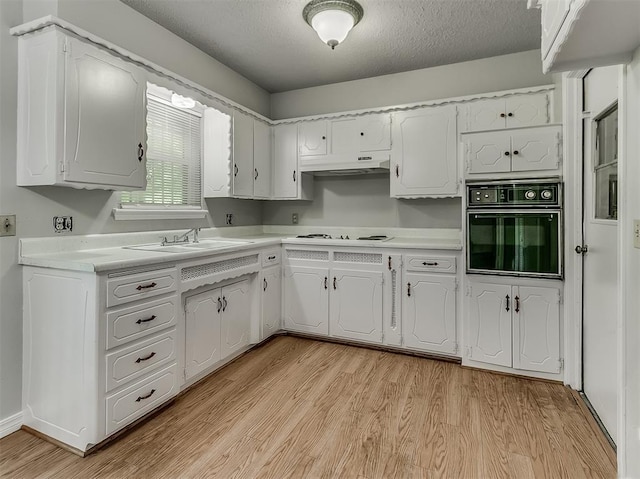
[113,208,208,221]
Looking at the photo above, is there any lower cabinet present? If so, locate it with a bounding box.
[261,265,281,339]
[185,278,251,380]
[283,265,329,334]
[402,272,457,355]
[467,277,561,374]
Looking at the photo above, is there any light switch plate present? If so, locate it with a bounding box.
[634,219,640,249]
[0,215,16,236]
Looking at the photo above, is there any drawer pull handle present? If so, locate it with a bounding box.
[263,278,268,291]
[135,389,156,402]
[324,277,328,290]
[217,297,222,313]
[136,315,157,324]
[407,282,411,297]
[515,295,520,313]
[422,261,439,266]
[333,277,337,290]
[388,256,392,270]
[136,282,157,291]
[137,143,144,162]
[505,294,510,312]
[135,352,156,363]
[268,255,276,260]
[222,296,227,312]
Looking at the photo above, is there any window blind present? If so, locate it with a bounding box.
[121,96,202,207]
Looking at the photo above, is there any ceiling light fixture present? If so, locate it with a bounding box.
[171,93,196,109]
[303,0,364,50]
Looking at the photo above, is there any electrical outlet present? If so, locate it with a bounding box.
[53,216,73,233]
[292,213,298,225]
[634,219,640,249]
[225,213,233,225]
[0,215,16,237]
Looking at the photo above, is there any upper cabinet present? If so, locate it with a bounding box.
[459,92,551,133]
[391,105,458,198]
[253,121,272,199]
[272,124,314,200]
[534,0,640,73]
[298,120,328,156]
[17,28,147,190]
[232,111,255,198]
[330,114,391,154]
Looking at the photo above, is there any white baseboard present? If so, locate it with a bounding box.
[0,412,23,439]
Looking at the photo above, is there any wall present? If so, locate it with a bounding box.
[270,50,553,119]
[0,0,265,424]
[262,175,461,229]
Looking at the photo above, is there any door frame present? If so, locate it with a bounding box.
[563,67,627,473]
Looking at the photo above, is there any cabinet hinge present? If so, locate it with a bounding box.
[557,290,563,304]
[559,358,564,371]
[466,285,472,297]
[59,162,65,173]
[62,40,68,53]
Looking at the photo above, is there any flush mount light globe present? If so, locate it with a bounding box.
[303,0,364,50]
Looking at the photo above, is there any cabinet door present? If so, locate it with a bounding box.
[330,269,383,344]
[220,279,252,359]
[262,266,281,340]
[64,38,146,188]
[232,111,254,197]
[253,121,272,198]
[185,288,222,380]
[513,286,561,373]
[391,105,458,197]
[403,273,457,354]
[330,118,359,155]
[467,281,512,366]
[203,108,233,197]
[283,265,329,335]
[465,131,511,174]
[359,114,391,152]
[505,93,550,128]
[510,127,561,173]
[541,0,572,58]
[272,124,299,199]
[298,120,327,156]
[463,98,506,132]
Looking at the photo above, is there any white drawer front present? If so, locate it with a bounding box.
[405,255,456,273]
[107,296,178,349]
[107,268,177,307]
[262,249,281,267]
[105,363,178,436]
[106,329,176,391]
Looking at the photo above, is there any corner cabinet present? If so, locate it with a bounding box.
[17,27,147,190]
[391,105,459,198]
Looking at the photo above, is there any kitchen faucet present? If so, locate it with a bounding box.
[161,227,201,245]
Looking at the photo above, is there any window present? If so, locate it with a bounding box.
[594,103,618,220]
[117,90,205,219]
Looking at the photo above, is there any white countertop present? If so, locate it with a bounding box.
[19,227,462,273]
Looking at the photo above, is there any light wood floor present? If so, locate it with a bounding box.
[0,336,616,478]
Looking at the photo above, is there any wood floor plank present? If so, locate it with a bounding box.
[0,336,617,479]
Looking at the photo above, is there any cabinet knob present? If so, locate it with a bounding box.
[500,113,506,118]
[513,150,519,155]
[508,112,513,117]
[360,132,364,136]
[504,151,510,156]
[322,136,326,140]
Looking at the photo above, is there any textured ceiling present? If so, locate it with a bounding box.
[119,0,541,93]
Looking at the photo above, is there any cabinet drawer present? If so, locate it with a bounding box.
[405,255,456,273]
[107,268,177,307]
[105,363,178,436]
[106,296,178,349]
[105,329,177,391]
[262,249,281,267]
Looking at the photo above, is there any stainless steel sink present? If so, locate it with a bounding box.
[124,239,253,253]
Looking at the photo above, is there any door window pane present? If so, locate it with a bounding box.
[594,104,618,220]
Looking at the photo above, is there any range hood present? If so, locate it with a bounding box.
[298,153,390,176]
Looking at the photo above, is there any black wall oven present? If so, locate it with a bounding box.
[466,179,563,279]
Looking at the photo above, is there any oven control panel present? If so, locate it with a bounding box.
[468,182,561,207]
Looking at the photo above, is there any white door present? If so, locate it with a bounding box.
[220,279,252,359]
[581,66,619,442]
[391,105,458,196]
[465,130,511,175]
[64,38,146,188]
[505,93,551,128]
[467,280,512,367]
[512,285,561,373]
[359,113,391,152]
[261,266,281,340]
[272,124,299,199]
[510,126,561,173]
[283,265,329,335]
[232,111,254,197]
[298,120,327,156]
[403,272,457,354]
[253,120,271,198]
[329,269,383,344]
[185,288,221,379]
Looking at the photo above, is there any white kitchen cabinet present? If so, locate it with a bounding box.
[17,28,147,190]
[464,125,562,177]
[402,272,457,355]
[185,289,222,380]
[283,265,329,335]
[541,0,572,59]
[272,124,314,200]
[466,278,561,373]
[253,121,272,198]
[202,107,233,198]
[233,111,255,197]
[261,265,281,340]
[391,105,458,197]
[460,92,550,133]
[329,269,384,344]
[298,120,328,156]
[330,114,391,154]
[220,279,253,359]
